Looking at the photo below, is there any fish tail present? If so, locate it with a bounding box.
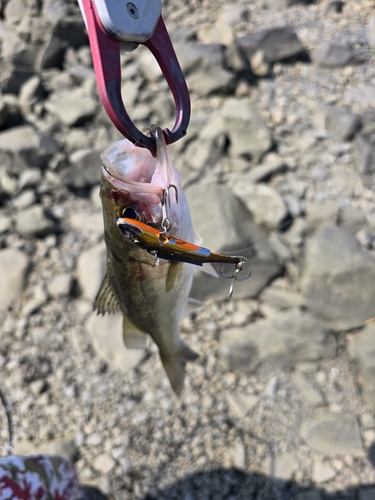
[160,342,199,395]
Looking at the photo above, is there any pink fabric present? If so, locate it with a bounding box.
[0,455,80,500]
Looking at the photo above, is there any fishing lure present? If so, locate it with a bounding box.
[117,217,251,297]
[117,217,245,267]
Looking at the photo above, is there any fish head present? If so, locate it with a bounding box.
[100,138,193,240]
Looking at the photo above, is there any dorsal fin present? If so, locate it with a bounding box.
[94,272,120,315]
[123,315,148,349]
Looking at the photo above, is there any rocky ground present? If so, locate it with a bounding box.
[1,0,375,498]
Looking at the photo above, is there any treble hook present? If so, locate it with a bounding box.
[162,184,178,207]
[160,184,179,239]
[219,259,252,298]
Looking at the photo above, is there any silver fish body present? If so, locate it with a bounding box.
[96,127,198,394]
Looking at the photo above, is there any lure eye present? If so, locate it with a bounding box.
[121,207,139,220]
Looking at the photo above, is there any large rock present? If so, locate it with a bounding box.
[348,323,375,411]
[187,64,236,96]
[77,242,107,301]
[70,211,104,236]
[323,0,344,14]
[344,85,375,111]
[220,98,272,160]
[47,273,73,298]
[37,37,68,70]
[187,181,282,296]
[42,0,69,21]
[36,18,88,69]
[183,138,223,174]
[175,42,235,96]
[292,372,324,408]
[65,149,102,189]
[0,65,33,95]
[46,93,97,126]
[231,183,289,230]
[8,47,39,71]
[0,46,37,94]
[4,0,25,23]
[230,154,287,184]
[300,414,364,456]
[198,23,234,46]
[0,248,29,312]
[219,308,336,372]
[186,182,253,252]
[304,202,339,230]
[313,103,362,141]
[260,278,305,309]
[86,312,145,372]
[186,182,282,300]
[1,125,52,153]
[218,4,248,26]
[338,206,367,235]
[353,134,375,175]
[301,225,375,330]
[183,114,226,173]
[313,41,363,68]
[237,27,307,65]
[19,75,47,114]
[14,204,55,238]
[51,18,88,49]
[366,15,375,49]
[175,42,225,75]
[0,125,59,168]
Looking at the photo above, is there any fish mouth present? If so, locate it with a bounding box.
[101,139,166,228]
[101,139,168,195]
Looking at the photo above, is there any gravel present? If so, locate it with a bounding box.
[1,0,375,499]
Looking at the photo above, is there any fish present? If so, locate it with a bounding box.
[96,125,199,395]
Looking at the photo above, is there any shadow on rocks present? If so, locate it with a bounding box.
[78,485,108,500]
[143,468,375,500]
[367,442,375,467]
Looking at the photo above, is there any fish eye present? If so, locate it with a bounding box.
[121,207,139,220]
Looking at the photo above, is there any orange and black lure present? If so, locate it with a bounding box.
[117,217,246,267]
[117,217,251,297]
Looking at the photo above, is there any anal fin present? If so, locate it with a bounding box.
[123,315,148,349]
[160,342,199,395]
[95,272,120,315]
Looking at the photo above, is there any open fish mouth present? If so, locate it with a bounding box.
[101,126,175,196]
[100,139,163,194]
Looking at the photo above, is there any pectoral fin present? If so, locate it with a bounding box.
[166,261,183,293]
[95,272,120,315]
[160,342,199,395]
[123,315,148,349]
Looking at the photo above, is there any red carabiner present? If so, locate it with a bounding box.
[80,0,190,157]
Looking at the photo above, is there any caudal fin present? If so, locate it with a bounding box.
[160,342,199,395]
